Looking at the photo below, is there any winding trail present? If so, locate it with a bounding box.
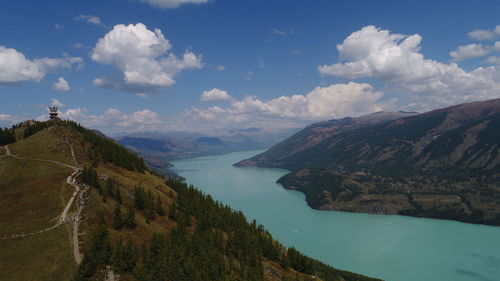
[1,135,87,265]
[1,130,117,278]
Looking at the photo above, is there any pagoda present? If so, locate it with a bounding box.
[49,107,59,120]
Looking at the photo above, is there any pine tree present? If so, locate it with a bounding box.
[155,195,164,216]
[168,203,178,221]
[111,238,136,274]
[124,206,136,229]
[115,187,122,204]
[133,186,146,210]
[105,179,114,198]
[113,204,123,230]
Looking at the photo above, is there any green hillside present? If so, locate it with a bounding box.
[236,99,500,226]
[0,120,381,281]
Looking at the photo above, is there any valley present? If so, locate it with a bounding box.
[236,99,500,226]
[173,150,500,281]
[0,120,379,281]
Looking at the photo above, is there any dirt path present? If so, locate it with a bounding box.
[73,218,81,264]
[60,169,81,223]
[2,138,88,265]
[4,145,78,170]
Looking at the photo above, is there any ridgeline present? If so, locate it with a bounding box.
[236,99,500,226]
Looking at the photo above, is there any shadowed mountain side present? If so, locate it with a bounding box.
[236,99,500,226]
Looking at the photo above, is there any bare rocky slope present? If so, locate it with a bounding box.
[236,99,500,226]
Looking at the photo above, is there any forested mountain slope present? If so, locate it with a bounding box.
[0,120,381,281]
[236,99,500,226]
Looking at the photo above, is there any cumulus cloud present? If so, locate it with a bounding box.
[54,23,64,30]
[215,65,225,71]
[200,88,233,102]
[0,114,11,120]
[486,56,500,65]
[51,98,65,107]
[138,0,209,9]
[73,15,103,26]
[52,77,70,91]
[450,43,490,61]
[318,25,500,108]
[0,46,83,86]
[91,23,203,94]
[1,82,384,133]
[468,25,500,41]
[183,83,384,131]
[450,42,500,61]
[54,108,163,133]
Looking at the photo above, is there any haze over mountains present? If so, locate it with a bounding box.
[114,129,296,177]
[237,98,500,226]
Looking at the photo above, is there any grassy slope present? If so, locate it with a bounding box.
[9,128,75,165]
[0,226,76,281]
[0,128,78,281]
[0,153,73,236]
[0,123,381,281]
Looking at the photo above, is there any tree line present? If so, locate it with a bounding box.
[72,177,381,281]
[66,121,147,172]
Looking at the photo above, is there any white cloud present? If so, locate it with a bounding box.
[138,0,209,9]
[183,82,384,131]
[1,82,384,133]
[271,28,287,35]
[486,56,500,65]
[73,43,85,49]
[450,43,490,61]
[0,46,83,86]
[318,25,500,108]
[271,28,293,36]
[493,41,500,52]
[450,42,500,61]
[91,23,203,94]
[215,65,225,71]
[51,98,65,107]
[200,88,233,102]
[467,25,500,41]
[73,15,103,26]
[56,108,163,133]
[54,23,64,30]
[52,77,70,91]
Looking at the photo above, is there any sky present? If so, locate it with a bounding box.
[1,0,500,135]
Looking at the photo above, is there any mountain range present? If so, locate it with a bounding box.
[236,99,500,226]
[115,130,294,177]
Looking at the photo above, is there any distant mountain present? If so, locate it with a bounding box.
[119,137,172,152]
[0,120,380,281]
[236,100,500,226]
[117,130,294,162]
[195,136,225,146]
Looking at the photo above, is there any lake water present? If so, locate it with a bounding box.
[171,150,500,281]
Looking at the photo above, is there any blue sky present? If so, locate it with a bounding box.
[1,0,499,134]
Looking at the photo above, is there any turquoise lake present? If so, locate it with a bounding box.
[171,150,500,281]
